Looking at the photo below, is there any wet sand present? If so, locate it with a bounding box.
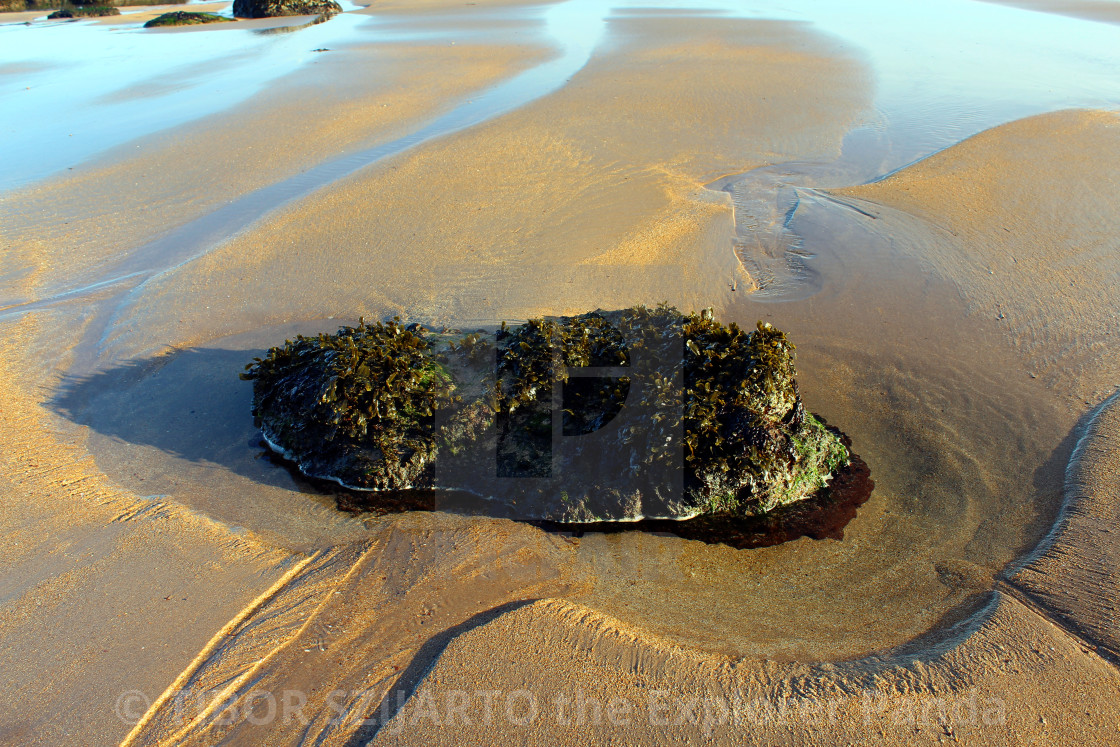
[93,15,870,360]
[0,40,551,296]
[836,109,1120,407]
[1011,391,1120,661]
[0,12,559,739]
[979,0,1120,25]
[1,2,1119,745]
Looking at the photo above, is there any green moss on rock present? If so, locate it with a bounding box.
[242,305,851,522]
[231,0,339,18]
[144,10,232,26]
[48,5,118,16]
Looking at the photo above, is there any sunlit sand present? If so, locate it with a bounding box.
[1,0,1119,743]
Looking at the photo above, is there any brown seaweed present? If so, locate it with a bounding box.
[242,305,854,523]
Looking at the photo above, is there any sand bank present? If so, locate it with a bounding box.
[836,109,1120,407]
[99,15,870,360]
[978,0,1120,25]
[1010,391,1120,661]
[3,0,1120,743]
[0,40,550,299]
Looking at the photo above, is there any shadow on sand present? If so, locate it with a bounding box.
[50,347,301,490]
[50,347,873,548]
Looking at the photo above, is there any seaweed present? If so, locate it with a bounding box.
[243,305,851,520]
[48,5,117,16]
[2,0,185,10]
[143,10,232,26]
[241,318,461,489]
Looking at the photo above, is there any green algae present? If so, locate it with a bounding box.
[48,5,118,16]
[241,319,462,489]
[242,305,850,520]
[143,11,232,26]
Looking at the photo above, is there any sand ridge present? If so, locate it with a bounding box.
[363,592,1120,745]
[978,0,1120,25]
[3,1,1120,743]
[119,583,1120,745]
[0,39,552,298]
[96,15,872,362]
[1009,391,1120,662]
[835,109,1120,408]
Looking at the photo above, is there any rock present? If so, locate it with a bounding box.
[143,11,232,26]
[48,5,119,17]
[242,305,853,523]
[231,0,339,18]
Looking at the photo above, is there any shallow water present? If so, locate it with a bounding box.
[0,0,608,317]
[4,0,1119,660]
[562,191,1070,658]
[0,10,344,187]
[47,182,1073,660]
[6,0,1120,188]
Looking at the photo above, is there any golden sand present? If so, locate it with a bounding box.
[2,4,1120,745]
[0,41,551,294]
[0,313,293,741]
[979,0,1120,25]
[114,107,1120,745]
[1011,392,1120,661]
[100,17,870,360]
[0,25,554,742]
[837,109,1120,406]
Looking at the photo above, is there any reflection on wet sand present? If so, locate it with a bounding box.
[2,0,1120,743]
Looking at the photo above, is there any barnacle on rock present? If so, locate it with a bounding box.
[243,305,852,522]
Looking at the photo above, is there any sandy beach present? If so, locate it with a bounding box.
[1,0,1119,744]
[980,0,1120,24]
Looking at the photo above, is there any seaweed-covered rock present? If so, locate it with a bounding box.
[231,0,339,18]
[144,10,232,26]
[48,5,119,16]
[242,305,851,523]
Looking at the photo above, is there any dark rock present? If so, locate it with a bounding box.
[232,0,339,18]
[48,5,118,17]
[242,305,854,523]
[533,429,874,549]
[143,10,232,26]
